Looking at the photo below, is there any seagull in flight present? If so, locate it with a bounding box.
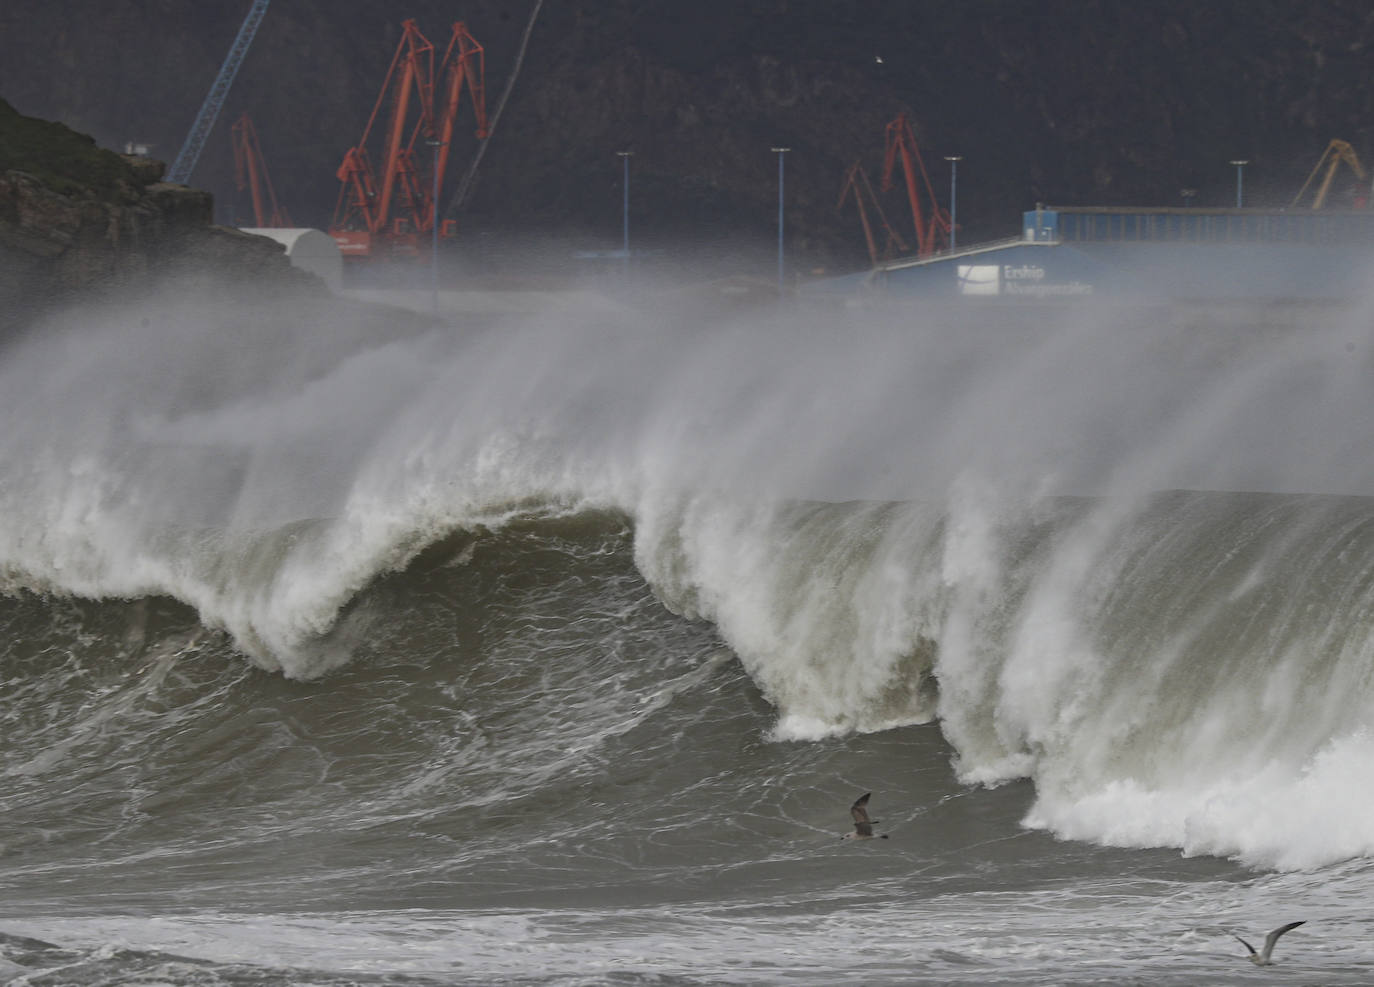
[841,792,888,840]
[1234,921,1305,966]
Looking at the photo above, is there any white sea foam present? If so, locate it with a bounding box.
[1025,730,1374,870]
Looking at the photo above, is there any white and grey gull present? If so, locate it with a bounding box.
[1233,920,1305,966]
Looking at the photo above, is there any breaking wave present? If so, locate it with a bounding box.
[5,283,1374,870]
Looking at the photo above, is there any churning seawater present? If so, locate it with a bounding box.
[3,280,1374,984]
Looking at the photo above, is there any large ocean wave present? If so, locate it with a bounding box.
[5,283,1374,870]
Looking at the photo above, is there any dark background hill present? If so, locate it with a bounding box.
[4,0,1374,275]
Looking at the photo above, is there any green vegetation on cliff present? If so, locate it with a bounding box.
[0,97,150,201]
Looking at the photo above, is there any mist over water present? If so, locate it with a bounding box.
[5,275,1374,982]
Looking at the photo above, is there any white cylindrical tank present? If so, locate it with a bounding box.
[240,228,343,292]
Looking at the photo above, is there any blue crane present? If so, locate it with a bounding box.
[166,0,272,185]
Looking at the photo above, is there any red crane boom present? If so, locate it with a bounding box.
[332,19,434,257]
[429,21,490,233]
[880,113,949,257]
[330,19,489,259]
[838,161,908,265]
[230,112,291,228]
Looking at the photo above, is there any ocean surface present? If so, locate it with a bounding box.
[3,279,1374,985]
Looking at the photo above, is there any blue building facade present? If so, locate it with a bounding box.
[1023,206,1374,247]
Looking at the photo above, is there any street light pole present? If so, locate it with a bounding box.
[617,150,632,278]
[771,147,790,297]
[1229,159,1249,208]
[426,137,446,315]
[944,155,962,251]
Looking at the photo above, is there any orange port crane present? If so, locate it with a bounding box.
[881,113,950,256]
[1291,139,1369,209]
[230,112,292,227]
[838,161,908,265]
[331,19,489,259]
[430,22,488,209]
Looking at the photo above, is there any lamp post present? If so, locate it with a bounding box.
[617,150,632,278]
[426,137,446,315]
[1229,159,1249,208]
[944,155,962,251]
[770,147,790,297]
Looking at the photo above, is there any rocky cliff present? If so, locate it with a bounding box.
[0,98,309,333]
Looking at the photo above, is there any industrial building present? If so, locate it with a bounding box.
[820,206,1374,304]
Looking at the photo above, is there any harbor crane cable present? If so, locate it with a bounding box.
[445,0,545,219]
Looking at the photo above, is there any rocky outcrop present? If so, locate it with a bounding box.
[0,99,310,334]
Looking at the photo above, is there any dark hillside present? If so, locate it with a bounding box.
[4,1,1374,273]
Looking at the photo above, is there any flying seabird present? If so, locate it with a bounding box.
[1233,921,1305,966]
[841,792,888,840]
